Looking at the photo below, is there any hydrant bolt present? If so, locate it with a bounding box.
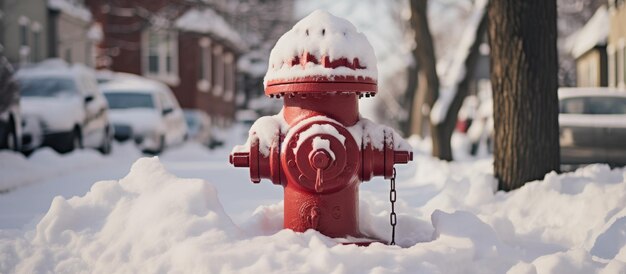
[310,150,332,170]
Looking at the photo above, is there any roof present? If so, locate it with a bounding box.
[48,0,92,22]
[100,77,171,94]
[558,87,626,99]
[566,6,609,58]
[175,8,246,52]
[15,59,93,79]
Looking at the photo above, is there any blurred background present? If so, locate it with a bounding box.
[0,0,623,166]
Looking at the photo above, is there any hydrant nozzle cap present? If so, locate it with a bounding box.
[264,10,378,96]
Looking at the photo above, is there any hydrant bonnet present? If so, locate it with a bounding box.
[264,10,378,96]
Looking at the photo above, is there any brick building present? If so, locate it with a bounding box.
[85,0,244,126]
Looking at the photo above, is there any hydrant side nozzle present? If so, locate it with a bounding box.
[230,153,250,167]
[393,151,412,164]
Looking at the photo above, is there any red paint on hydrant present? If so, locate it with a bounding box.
[229,10,412,244]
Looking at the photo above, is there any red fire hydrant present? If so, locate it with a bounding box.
[230,10,412,243]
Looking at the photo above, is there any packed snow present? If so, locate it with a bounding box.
[264,10,378,86]
[1,126,626,273]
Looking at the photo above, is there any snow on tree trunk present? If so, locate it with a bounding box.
[488,0,561,191]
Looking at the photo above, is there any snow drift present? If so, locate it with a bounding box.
[1,155,626,273]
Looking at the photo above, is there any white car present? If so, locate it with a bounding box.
[101,77,187,154]
[184,109,213,147]
[559,88,626,166]
[16,60,113,154]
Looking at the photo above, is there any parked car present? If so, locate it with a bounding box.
[184,109,213,147]
[559,88,626,167]
[101,77,187,154]
[0,56,21,151]
[16,60,113,154]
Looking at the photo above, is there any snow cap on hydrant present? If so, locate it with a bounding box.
[230,9,412,246]
[264,10,378,97]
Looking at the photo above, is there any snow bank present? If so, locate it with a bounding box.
[3,153,626,273]
[264,10,378,86]
[0,143,141,192]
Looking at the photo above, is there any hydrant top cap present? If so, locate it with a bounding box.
[263,10,378,95]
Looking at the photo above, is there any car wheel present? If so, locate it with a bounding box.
[98,126,112,155]
[155,135,165,154]
[57,128,82,154]
[1,122,18,151]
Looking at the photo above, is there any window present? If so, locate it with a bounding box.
[19,77,78,97]
[609,45,616,87]
[20,25,28,46]
[560,97,626,115]
[104,93,155,109]
[142,30,178,85]
[616,47,621,87]
[212,45,223,96]
[19,16,30,64]
[32,31,41,62]
[165,33,173,73]
[148,32,159,73]
[224,52,234,102]
[622,45,626,86]
[64,48,73,63]
[197,37,212,92]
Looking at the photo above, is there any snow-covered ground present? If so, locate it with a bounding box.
[1,125,626,273]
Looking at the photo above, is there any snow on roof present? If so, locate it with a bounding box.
[558,87,626,99]
[87,23,103,42]
[100,77,171,94]
[48,0,92,22]
[566,6,609,58]
[263,10,378,87]
[15,59,92,79]
[175,8,245,51]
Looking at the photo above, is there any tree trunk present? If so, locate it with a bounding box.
[435,14,489,161]
[401,63,418,136]
[488,0,561,191]
[410,70,428,137]
[409,0,447,159]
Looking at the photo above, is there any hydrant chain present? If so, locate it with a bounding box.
[389,168,397,245]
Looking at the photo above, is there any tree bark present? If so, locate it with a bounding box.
[488,0,561,191]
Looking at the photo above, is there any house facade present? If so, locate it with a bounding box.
[0,0,95,67]
[1,0,49,65]
[48,0,96,66]
[85,0,243,126]
[567,6,609,87]
[608,0,626,89]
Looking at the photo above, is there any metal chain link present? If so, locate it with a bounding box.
[389,168,397,245]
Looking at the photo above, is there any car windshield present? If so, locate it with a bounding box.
[560,96,626,115]
[104,92,155,109]
[19,77,77,97]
